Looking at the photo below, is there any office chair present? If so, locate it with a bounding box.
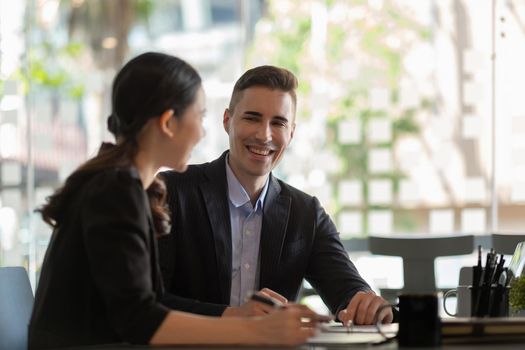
[492,233,525,255]
[369,234,474,294]
[0,266,34,350]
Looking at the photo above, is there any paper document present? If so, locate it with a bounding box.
[321,322,398,334]
[307,323,398,345]
[307,332,386,345]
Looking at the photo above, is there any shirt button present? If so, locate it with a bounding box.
[245,230,252,236]
[244,263,250,270]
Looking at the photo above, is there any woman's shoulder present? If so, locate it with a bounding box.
[83,166,143,199]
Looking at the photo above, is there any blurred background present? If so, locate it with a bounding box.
[1,0,525,308]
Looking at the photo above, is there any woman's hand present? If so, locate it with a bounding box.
[222,288,288,317]
[250,304,320,346]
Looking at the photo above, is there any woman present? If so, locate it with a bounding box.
[28,52,318,349]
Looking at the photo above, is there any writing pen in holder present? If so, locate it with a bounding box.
[492,254,505,286]
[471,246,483,316]
[477,250,496,317]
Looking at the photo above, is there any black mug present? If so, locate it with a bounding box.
[398,294,441,347]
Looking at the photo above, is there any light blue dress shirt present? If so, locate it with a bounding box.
[225,158,269,307]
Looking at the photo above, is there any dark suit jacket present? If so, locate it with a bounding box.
[159,151,371,317]
[29,167,169,349]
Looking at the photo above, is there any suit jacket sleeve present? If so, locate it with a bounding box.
[158,172,228,316]
[81,171,169,344]
[160,292,227,316]
[304,196,372,316]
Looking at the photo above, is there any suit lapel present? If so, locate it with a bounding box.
[201,153,232,303]
[259,175,291,288]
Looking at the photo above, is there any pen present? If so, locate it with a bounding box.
[482,249,494,286]
[249,293,333,323]
[492,254,505,285]
[473,245,482,288]
[250,293,284,308]
[477,245,482,268]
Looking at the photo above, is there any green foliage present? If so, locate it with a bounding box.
[29,60,68,88]
[69,84,85,99]
[134,0,154,19]
[61,42,84,57]
[510,276,525,313]
[327,24,347,61]
[17,39,86,99]
[393,110,420,135]
[395,211,419,232]
[248,0,435,234]
[272,18,311,74]
[134,0,154,28]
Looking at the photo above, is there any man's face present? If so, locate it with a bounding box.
[223,86,295,183]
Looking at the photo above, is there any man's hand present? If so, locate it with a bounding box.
[337,291,393,325]
[222,288,288,317]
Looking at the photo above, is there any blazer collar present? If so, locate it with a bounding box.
[260,173,291,288]
[201,151,291,299]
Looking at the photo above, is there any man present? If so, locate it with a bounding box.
[159,66,393,325]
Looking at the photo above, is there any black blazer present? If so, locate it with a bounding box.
[29,167,169,349]
[159,151,371,316]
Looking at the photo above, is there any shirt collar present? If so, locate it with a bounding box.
[225,155,269,211]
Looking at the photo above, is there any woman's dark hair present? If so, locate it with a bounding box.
[40,52,202,236]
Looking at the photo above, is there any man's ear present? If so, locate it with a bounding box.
[223,108,231,134]
[288,122,296,145]
[159,109,175,137]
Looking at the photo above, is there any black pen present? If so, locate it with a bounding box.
[250,293,284,308]
[492,254,505,285]
[477,245,482,267]
[250,293,333,323]
[482,249,494,286]
[473,245,482,287]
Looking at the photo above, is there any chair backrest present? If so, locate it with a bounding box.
[0,266,34,350]
[368,234,474,293]
[458,265,473,285]
[492,233,525,255]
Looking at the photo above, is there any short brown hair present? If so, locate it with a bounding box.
[228,65,298,112]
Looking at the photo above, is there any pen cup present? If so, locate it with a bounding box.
[470,284,490,317]
[470,285,509,317]
[489,285,510,317]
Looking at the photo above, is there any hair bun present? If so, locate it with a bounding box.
[107,114,121,135]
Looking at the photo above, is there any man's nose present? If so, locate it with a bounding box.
[255,122,271,142]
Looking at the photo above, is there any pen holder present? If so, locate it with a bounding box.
[470,285,509,317]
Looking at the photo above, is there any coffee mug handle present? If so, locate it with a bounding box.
[443,289,458,317]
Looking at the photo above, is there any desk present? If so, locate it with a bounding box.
[51,342,525,350]
[38,324,525,350]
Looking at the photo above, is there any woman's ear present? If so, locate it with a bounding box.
[159,109,175,137]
